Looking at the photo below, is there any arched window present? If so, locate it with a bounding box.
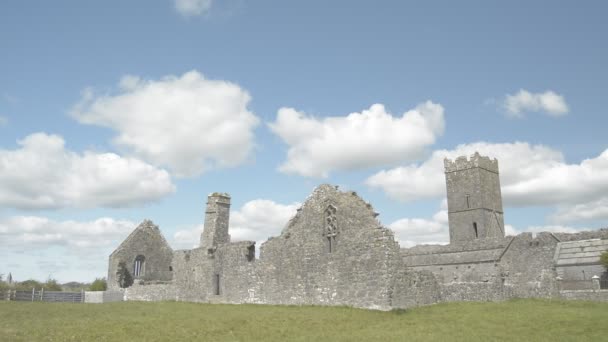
[133,255,145,277]
[473,222,478,238]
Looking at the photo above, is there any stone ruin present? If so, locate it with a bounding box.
[108,152,608,309]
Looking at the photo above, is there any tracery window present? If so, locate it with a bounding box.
[324,205,338,253]
[133,255,145,277]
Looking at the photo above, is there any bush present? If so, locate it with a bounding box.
[43,278,63,291]
[0,274,7,292]
[89,278,107,291]
[601,251,608,270]
[15,279,43,291]
[116,262,133,288]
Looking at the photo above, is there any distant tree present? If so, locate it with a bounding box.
[0,274,7,292]
[89,278,107,291]
[116,261,133,288]
[43,278,63,291]
[61,281,88,291]
[15,279,43,291]
[600,251,608,270]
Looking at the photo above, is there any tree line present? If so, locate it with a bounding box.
[0,274,107,292]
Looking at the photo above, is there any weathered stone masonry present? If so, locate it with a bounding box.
[108,153,608,309]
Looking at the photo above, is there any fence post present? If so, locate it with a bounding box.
[31,288,35,301]
[41,288,44,301]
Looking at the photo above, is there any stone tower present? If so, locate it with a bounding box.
[444,152,505,244]
[200,193,231,249]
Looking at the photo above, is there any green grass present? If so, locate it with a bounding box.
[1,299,607,341]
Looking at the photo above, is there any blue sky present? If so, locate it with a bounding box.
[1,0,607,282]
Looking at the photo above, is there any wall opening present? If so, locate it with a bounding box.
[466,194,471,209]
[247,245,255,262]
[473,222,478,238]
[133,255,145,277]
[214,274,221,295]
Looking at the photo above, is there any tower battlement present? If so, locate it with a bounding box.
[206,192,231,209]
[444,152,499,173]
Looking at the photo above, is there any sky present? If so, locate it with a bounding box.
[1,0,607,282]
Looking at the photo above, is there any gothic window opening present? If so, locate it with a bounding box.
[324,204,338,253]
[133,255,145,277]
[247,245,255,262]
[473,222,478,238]
[214,274,221,295]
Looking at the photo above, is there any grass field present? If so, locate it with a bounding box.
[1,299,607,341]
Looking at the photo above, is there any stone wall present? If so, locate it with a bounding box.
[125,283,177,302]
[255,185,400,310]
[84,291,124,303]
[559,290,608,302]
[108,220,173,289]
[109,180,608,310]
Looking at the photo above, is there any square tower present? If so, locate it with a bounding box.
[444,152,505,244]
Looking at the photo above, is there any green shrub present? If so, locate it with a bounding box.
[600,251,608,270]
[14,279,43,291]
[116,262,133,288]
[89,278,107,291]
[43,278,62,291]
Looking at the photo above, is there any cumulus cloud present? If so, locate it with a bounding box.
[71,70,259,177]
[505,224,580,236]
[0,216,135,249]
[550,198,608,224]
[173,199,300,249]
[389,200,449,248]
[366,142,608,208]
[0,133,174,209]
[268,101,445,177]
[0,216,136,281]
[174,0,212,16]
[503,89,569,117]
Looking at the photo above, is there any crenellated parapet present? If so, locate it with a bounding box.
[206,192,231,209]
[444,152,499,173]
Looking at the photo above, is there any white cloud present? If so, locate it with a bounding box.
[0,133,175,209]
[389,201,450,248]
[0,216,135,249]
[268,101,445,177]
[0,216,136,282]
[173,199,300,249]
[504,89,569,117]
[366,142,608,208]
[550,198,608,223]
[505,224,580,236]
[174,0,212,16]
[71,70,259,177]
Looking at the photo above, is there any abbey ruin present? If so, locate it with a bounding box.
[108,153,608,309]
